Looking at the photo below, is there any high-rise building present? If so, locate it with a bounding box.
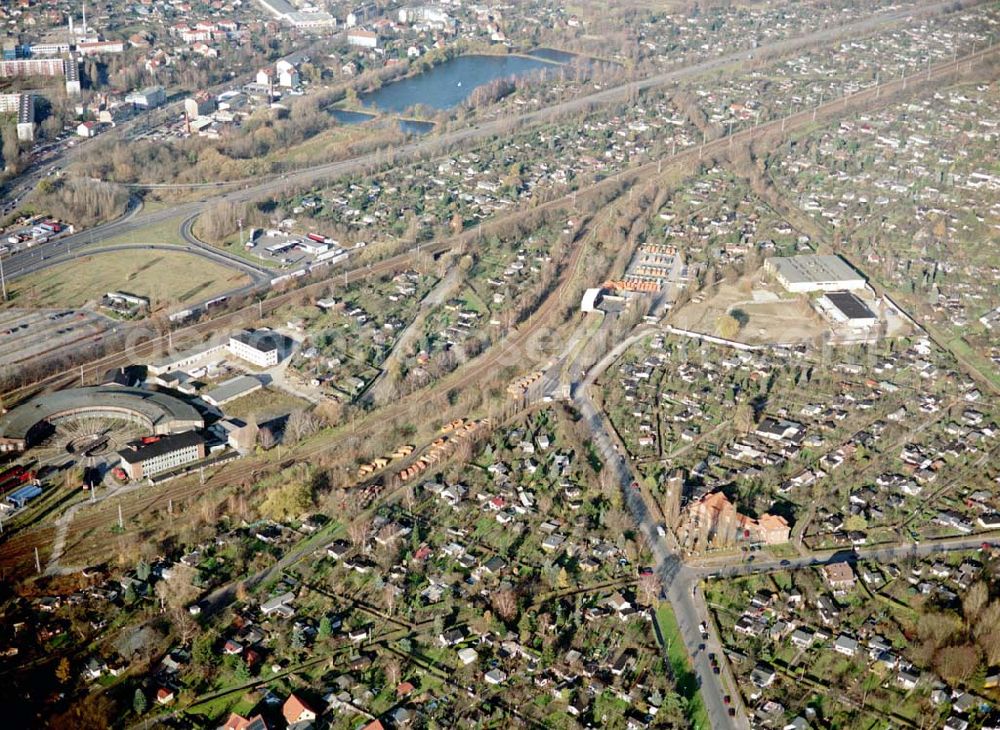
[16,93,35,142]
[64,55,81,96]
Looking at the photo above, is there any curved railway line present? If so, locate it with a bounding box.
[0,45,995,578]
[0,0,981,287]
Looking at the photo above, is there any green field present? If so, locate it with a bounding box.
[947,335,1000,391]
[10,249,249,311]
[655,602,711,729]
[217,387,311,424]
[272,122,373,167]
[100,215,188,246]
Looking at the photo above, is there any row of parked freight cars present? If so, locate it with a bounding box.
[0,465,41,509]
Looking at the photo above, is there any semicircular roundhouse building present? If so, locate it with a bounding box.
[0,386,204,453]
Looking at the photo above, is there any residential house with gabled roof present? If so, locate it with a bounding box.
[222,713,270,730]
[822,562,856,591]
[282,693,318,727]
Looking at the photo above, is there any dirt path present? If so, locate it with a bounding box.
[365,267,462,406]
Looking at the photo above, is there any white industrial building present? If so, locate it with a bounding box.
[202,375,263,407]
[254,0,336,29]
[347,29,379,48]
[148,342,227,376]
[117,432,206,480]
[125,85,166,109]
[765,255,866,294]
[228,329,282,368]
[580,288,603,313]
[814,291,879,329]
[275,56,306,87]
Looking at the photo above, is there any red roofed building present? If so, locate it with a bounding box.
[679,491,789,551]
[282,693,318,726]
[222,713,270,730]
[76,120,98,138]
[756,513,791,544]
[222,714,250,730]
[156,687,175,705]
[347,29,379,48]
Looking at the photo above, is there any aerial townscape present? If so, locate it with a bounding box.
[0,0,998,728]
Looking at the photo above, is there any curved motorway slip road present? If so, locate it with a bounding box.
[0,4,991,721]
[0,0,976,287]
[5,241,269,289]
[1,35,993,577]
[0,28,989,448]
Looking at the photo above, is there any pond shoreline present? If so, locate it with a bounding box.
[357,53,562,115]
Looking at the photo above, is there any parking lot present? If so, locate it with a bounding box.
[0,308,112,372]
[242,228,349,270]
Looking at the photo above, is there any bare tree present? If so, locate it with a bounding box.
[491,589,518,623]
[2,126,22,174]
[195,200,245,243]
[603,505,630,536]
[347,519,371,551]
[315,399,344,427]
[286,409,322,442]
[384,657,401,687]
[383,584,397,616]
[258,425,276,450]
[734,403,756,435]
[963,581,988,625]
[638,572,662,607]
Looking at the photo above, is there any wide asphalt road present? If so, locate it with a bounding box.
[2,203,271,296]
[2,242,269,321]
[568,334,1000,729]
[178,213,272,280]
[0,0,970,286]
[6,240,266,284]
[570,349,748,730]
[693,534,1000,580]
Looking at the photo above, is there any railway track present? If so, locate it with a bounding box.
[0,190,601,576]
[0,237,452,405]
[0,45,994,579]
[5,41,994,406]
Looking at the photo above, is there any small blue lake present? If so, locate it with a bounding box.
[359,54,557,113]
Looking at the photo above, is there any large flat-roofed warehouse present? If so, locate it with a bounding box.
[254,0,336,28]
[815,291,879,329]
[148,342,227,376]
[0,386,204,453]
[765,255,866,293]
[118,432,206,480]
[202,375,263,407]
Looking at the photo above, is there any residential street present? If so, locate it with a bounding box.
[571,345,749,730]
[0,0,967,288]
[558,296,1000,729]
[0,0,998,725]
